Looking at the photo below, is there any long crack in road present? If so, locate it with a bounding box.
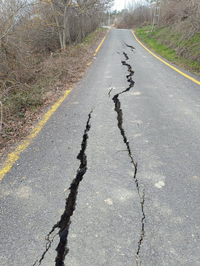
[112,49,145,266]
[34,46,146,266]
[34,111,93,266]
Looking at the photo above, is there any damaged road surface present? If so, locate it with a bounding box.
[1,29,200,266]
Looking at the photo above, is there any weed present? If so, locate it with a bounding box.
[75,27,107,49]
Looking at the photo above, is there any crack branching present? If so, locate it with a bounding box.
[32,230,58,266]
[33,110,93,266]
[112,51,145,265]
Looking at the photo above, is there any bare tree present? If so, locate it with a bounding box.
[115,2,151,28]
[38,0,113,50]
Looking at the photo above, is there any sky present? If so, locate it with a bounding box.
[112,0,148,11]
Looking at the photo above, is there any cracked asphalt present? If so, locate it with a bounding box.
[1,29,200,266]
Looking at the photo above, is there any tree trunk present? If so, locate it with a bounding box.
[50,2,64,50]
[81,13,85,40]
[63,6,71,50]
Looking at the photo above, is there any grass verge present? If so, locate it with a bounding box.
[134,26,200,76]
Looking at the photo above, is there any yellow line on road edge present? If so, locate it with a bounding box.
[93,28,110,57]
[0,29,111,181]
[0,88,72,181]
[131,30,200,86]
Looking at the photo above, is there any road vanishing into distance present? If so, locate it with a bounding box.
[1,29,200,266]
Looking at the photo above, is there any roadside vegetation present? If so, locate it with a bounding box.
[135,26,200,74]
[0,27,107,154]
[0,0,113,155]
[114,0,200,74]
[1,0,200,158]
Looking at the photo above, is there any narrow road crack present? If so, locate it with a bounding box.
[125,43,136,51]
[123,51,129,60]
[108,87,113,97]
[33,110,93,266]
[112,51,145,265]
[136,190,145,266]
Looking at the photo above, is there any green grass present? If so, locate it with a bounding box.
[82,27,107,46]
[135,26,200,75]
[74,27,107,49]
[136,26,178,61]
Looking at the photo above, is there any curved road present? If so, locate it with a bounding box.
[1,29,200,266]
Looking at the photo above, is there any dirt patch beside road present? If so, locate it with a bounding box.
[0,28,107,167]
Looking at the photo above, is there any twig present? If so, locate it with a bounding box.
[0,101,2,133]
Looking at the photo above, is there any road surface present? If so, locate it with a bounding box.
[1,29,200,266]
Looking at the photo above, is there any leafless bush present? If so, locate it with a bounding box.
[0,27,107,150]
[115,0,200,30]
[161,0,200,28]
[115,4,152,29]
[0,0,113,147]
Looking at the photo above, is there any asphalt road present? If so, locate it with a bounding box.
[1,29,200,266]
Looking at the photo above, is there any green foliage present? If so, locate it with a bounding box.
[136,26,177,61]
[81,28,107,47]
[4,85,44,119]
[135,26,200,75]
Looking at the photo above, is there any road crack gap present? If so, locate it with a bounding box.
[112,51,145,265]
[125,43,136,51]
[33,110,93,266]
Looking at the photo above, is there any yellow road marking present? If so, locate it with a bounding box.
[87,28,110,65]
[0,89,72,181]
[0,28,110,181]
[95,29,110,55]
[131,30,200,86]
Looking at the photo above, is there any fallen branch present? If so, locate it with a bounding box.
[0,101,2,133]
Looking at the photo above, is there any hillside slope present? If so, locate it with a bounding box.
[135,25,200,76]
[114,0,200,74]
